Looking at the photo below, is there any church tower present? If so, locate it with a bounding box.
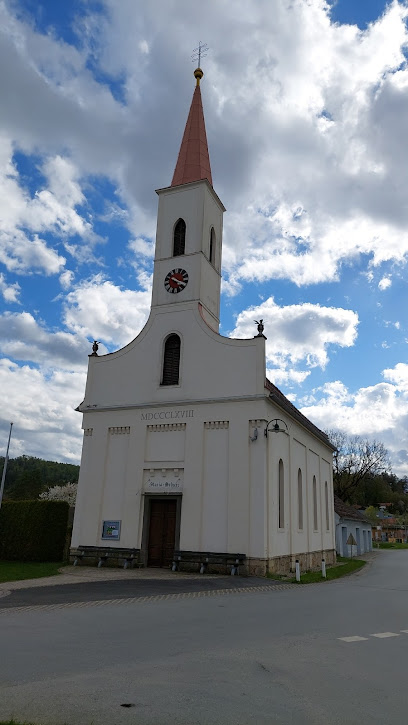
[151,67,225,331]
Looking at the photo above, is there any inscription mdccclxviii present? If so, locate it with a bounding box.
[141,409,194,421]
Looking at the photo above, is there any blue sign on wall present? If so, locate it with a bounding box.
[102,520,121,540]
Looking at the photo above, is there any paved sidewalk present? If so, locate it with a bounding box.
[0,551,377,595]
[0,564,213,593]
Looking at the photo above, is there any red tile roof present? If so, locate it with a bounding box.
[334,495,371,523]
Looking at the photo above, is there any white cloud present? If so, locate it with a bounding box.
[0,358,85,463]
[0,272,20,302]
[59,270,74,290]
[0,230,65,275]
[320,381,351,403]
[232,296,359,369]
[300,370,408,477]
[25,157,94,240]
[0,311,89,368]
[128,237,154,259]
[266,367,311,387]
[63,274,151,347]
[301,380,400,437]
[379,276,392,290]
[0,138,100,275]
[383,362,408,390]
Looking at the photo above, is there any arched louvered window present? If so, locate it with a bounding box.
[313,475,318,531]
[325,481,330,531]
[298,468,303,530]
[209,227,216,265]
[161,334,181,386]
[278,459,284,529]
[173,219,186,257]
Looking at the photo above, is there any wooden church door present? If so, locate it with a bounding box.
[147,499,177,567]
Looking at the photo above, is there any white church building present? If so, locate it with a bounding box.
[71,67,336,575]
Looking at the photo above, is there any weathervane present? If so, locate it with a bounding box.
[191,42,209,68]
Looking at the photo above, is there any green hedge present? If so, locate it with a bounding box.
[0,500,69,561]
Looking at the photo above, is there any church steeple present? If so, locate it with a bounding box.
[171,68,213,188]
[151,66,225,332]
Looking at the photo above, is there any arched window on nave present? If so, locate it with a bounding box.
[298,469,303,530]
[278,459,284,529]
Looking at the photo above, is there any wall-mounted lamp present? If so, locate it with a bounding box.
[264,418,288,437]
[249,427,258,442]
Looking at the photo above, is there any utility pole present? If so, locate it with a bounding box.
[0,422,13,512]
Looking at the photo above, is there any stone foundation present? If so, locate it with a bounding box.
[70,545,336,576]
[247,549,336,576]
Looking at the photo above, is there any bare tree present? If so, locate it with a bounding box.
[327,430,390,501]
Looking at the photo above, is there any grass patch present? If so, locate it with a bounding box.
[0,721,43,725]
[291,556,365,583]
[0,721,39,724]
[376,542,408,549]
[266,556,366,584]
[0,561,65,583]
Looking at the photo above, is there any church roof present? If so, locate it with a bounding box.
[171,69,213,188]
[265,378,336,450]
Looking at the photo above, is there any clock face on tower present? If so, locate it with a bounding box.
[164,268,189,294]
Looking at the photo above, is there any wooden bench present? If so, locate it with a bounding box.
[172,551,246,575]
[71,547,142,569]
[72,550,105,567]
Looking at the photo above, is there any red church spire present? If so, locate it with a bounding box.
[171,67,213,188]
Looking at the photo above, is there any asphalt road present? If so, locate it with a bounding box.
[0,574,281,608]
[1,551,408,725]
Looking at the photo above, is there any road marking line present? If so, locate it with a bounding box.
[370,632,399,638]
[338,636,369,642]
[400,630,408,634]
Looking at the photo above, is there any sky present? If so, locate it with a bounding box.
[1,0,408,475]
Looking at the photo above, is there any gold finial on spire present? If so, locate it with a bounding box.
[194,67,204,86]
[191,42,208,85]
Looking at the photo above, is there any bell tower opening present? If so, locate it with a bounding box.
[161,334,181,386]
[173,219,186,257]
[209,227,216,265]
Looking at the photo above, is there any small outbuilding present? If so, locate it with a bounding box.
[334,496,372,557]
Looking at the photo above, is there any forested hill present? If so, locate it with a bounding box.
[0,456,80,501]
